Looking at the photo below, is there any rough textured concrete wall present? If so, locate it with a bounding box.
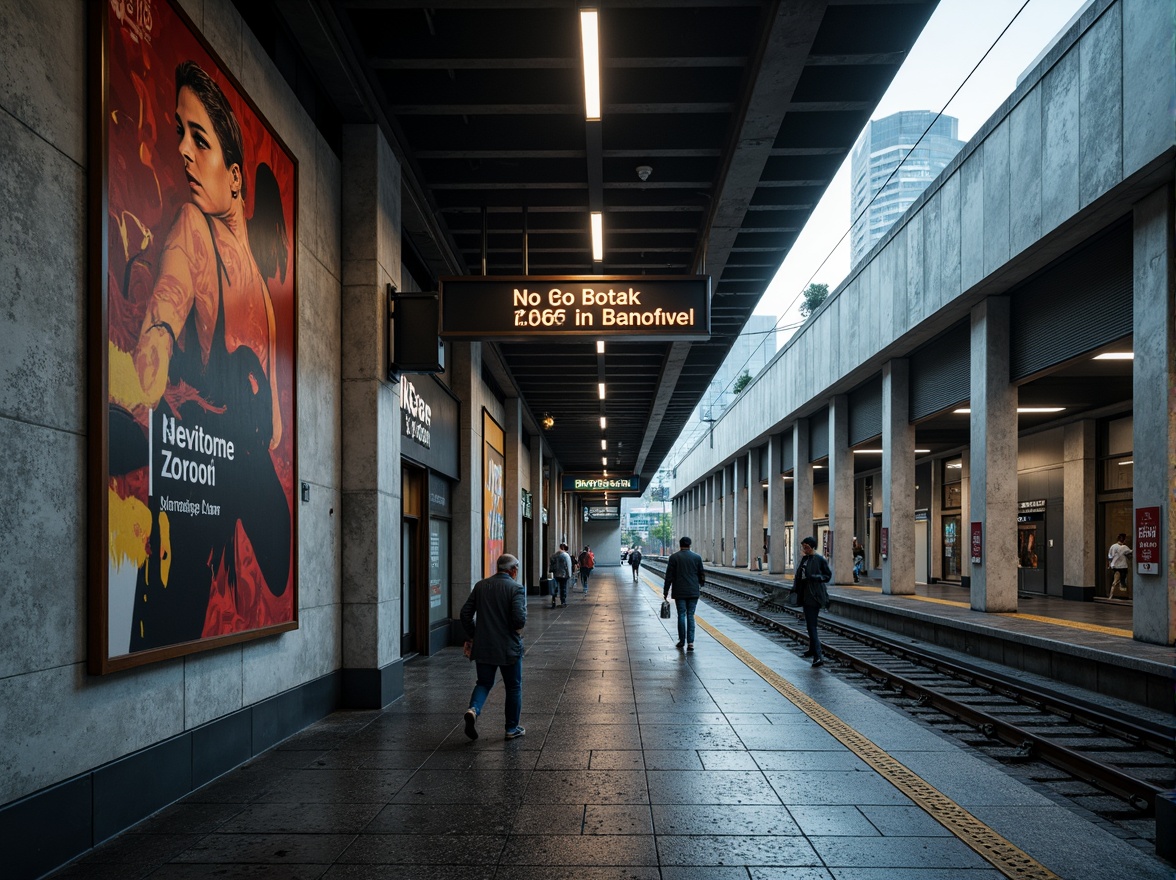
[0,0,344,806]
[673,0,1173,493]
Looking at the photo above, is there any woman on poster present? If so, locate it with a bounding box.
[127,60,291,650]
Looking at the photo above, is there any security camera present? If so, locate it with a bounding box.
[635,165,652,182]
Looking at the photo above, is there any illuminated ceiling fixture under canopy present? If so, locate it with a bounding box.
[1093,352,1133,360]
[590,211,603,262]
[580,9,600,121]
[953,407,1064,414]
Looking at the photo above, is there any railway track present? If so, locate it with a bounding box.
[645,562,1174,850]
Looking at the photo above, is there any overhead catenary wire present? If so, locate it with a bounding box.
[665,0,1037,477]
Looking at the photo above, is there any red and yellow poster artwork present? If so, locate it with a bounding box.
[91,0,297,672]
[483,412,506,579]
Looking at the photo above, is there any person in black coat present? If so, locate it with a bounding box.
[461,554,527,739]
[795,536,831,667]
[663,536,706,650]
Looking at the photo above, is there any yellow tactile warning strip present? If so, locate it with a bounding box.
[841,584,1133,638]
[648,578,1062,880]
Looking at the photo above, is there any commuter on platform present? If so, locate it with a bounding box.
[795,536,832,667]
[578,546,595,595]
[1107,533,1132,598]
[852,536,865,583]
[663,537,706,651]
[461,554,527,740]
[548,543,572,608]
[628,546,643,583]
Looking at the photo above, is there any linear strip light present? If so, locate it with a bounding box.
[953,407,1064,414]
[1093,352,1133,360]
[853,449,931,454]
[596,340,605,354]
[600,416,607,429]
[590,211,603,262]
[598,382,606,399]
[580,9,601,120]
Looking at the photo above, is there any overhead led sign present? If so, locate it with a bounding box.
[439,276,710,341]
[563,475,641,492]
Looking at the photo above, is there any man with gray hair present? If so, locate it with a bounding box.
[461,554,528,739]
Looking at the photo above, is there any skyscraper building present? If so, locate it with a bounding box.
[850,111,964,266]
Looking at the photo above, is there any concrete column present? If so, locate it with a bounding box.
[340,125,402,708]
[1132,186,1175,645]
[715,463,724,567]
[748,448,764,571]
[1063,421,1097,599]
[960,450,972,584]
[882,360,916,595]
[828,396,853,583]
[793,419,813,567]
[530,440,544,587]
[969,297,1018,612]
[451,342,481,601]
[504,399,523,562]
[929,456,942,583]
[707,474,718,563]
[733,457,747,567]
[550,463,561,555]
[768,433,787,573]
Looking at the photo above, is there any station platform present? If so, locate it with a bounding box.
[660,561,1175,716]
[46,567,1171,880]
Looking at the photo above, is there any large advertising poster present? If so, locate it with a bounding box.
[89,0,298,673]
[483,412,505,579]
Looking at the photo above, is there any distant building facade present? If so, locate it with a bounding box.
[850,110,964,265]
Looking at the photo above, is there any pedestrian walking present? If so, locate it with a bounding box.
[578,545,595,595]
[1107,533,1132,598]
[548,543,572,607]
[795,536,831,667]
[663,536,705,650]
[628,546,643,583]
[460,553,527,740]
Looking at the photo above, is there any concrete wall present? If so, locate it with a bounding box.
[0,0,344,808]
[673,0,1175,490]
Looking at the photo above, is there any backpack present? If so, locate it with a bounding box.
[581,550,595,569]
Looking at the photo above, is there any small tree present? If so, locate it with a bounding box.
[799,282,829,318]
[733,369,752,394]
[651,515,674,555]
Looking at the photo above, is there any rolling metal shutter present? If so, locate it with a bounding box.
[1009,220,1132,381]
[849,376,883,444]
[910,321,971,421]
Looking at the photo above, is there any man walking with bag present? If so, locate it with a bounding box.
[663,536,705,651]
[548,543,572,607]
[461,554,527,740]
[578,545,595,596]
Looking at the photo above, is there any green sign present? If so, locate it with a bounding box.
[440,276,710,341]
[563,475,641,492]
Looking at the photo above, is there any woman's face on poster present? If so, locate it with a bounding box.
[175,85,239,217]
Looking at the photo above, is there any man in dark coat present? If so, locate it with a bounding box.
[795,536,832,667]
[663,536,706,650]
[628,546,643,582]
[461,554,527,739]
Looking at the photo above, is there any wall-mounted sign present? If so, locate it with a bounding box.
[399,375,460,479]
[587,507,620,520]
[521,489,533,520]
[440,276,711,341]
[400,375,432,449]
[1136,506,1160,574]
[563,475,641,492]
[970,522,983,564]
[880,527,889,560]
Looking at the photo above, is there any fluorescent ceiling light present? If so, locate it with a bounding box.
[953,407,1064,414]
[602,456,608,466]
[590,211,603,262]
[580,9,601,120]
[596,340,605,354]
[947,463,963,469]
[599,416,607,429]
[853,449,931,454]
[1119,460,1133,466]
[598,382,606,399]
[1094,352,1133,360]
[601,439,607,450]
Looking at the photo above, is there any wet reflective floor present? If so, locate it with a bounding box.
[47,568,1172,879]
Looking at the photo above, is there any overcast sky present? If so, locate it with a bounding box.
[753,0,1091,328]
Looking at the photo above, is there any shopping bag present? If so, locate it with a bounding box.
[785,589,801,607]
[660,600,672,619]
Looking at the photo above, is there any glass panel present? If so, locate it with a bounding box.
[428,520,449,625]
[942,458,962,509]
[1102,457,1133,491]
[942,515,961,580]
[1106,416,1132,456]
